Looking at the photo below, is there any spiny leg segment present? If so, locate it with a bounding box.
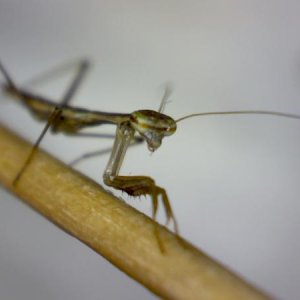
[107,175,178,251]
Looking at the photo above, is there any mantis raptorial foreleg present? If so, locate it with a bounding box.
[103,122,179,251]
[107,174,176,226]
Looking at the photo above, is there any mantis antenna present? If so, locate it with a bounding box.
[158,83,173,113]
[176,110,300,123]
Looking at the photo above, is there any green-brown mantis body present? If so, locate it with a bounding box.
[1,59,300,244]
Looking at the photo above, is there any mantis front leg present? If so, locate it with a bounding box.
[103,122,179,250]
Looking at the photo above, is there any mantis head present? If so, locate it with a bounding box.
[130,110,177,152]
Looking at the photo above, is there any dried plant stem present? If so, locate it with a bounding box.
[0,124,271,300]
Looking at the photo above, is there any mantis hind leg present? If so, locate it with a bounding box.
[103,174,179,252]
[13,107,62,185]
[0,59,90,121]
[5,59,90,185]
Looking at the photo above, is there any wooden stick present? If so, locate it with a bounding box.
[0,124,272,300]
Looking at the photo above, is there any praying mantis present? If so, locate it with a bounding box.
[1,58,300,242]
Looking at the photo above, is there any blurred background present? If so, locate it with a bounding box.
[0,1,300,299]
